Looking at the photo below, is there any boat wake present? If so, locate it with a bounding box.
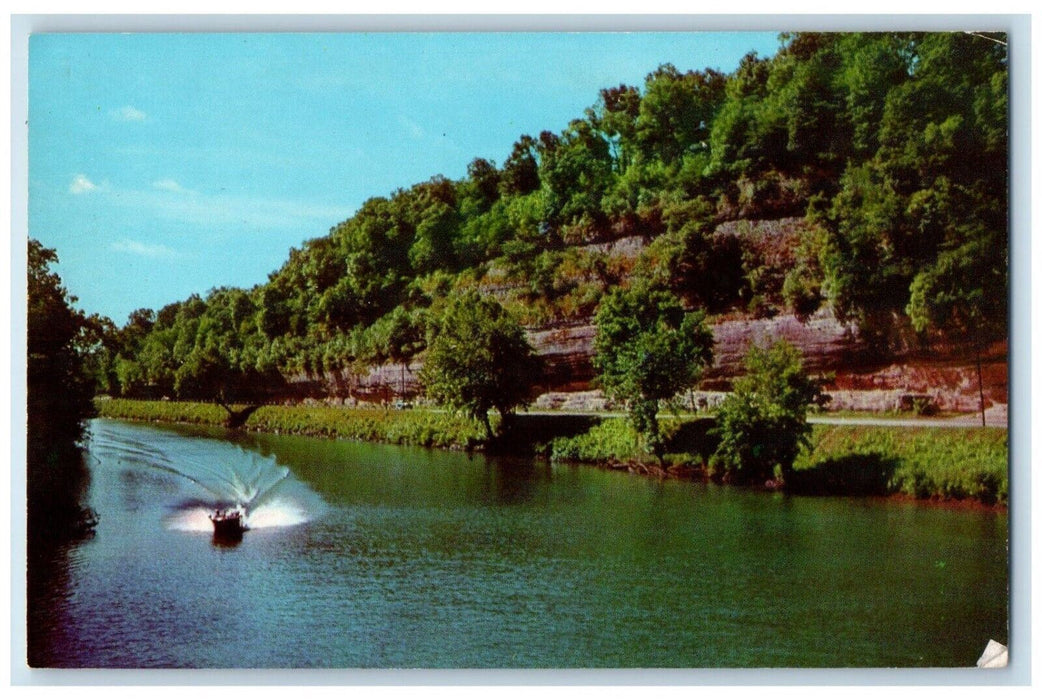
[89,421,324,534]
[164,496,313,533]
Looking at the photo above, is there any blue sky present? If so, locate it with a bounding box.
[28,32,781,324]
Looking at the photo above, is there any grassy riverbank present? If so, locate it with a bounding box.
[791,425,1008,505]
[95,399,487,450]
[96,399,1008,506]
[550,416,1008,505]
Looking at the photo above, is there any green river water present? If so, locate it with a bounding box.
[26,418,1008,668]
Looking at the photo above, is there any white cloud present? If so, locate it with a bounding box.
[79,178,351,233]
[105,185,350,231]
[152,179,189,193]
[69,174,97,194]
[398,115,425,139]
[112,105,147,122]
[111,239,179,259]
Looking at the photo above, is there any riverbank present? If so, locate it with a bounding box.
[549,416,1008,506]
[95,399,1008,506]
[95,398,488,450]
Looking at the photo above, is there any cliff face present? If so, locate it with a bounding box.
[283,307,1006,416]
[528,308,867,388]
[280,215,1007,418]
[703,309,866,382]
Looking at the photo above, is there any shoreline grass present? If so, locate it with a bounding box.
[96,398,1008,506]
[549,419,1007,506]
[792,425,1008,505]
[95,398,487,450]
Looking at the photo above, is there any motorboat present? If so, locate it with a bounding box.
[209,507,248,540]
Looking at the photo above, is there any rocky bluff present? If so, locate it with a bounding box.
[284,216,1007,420]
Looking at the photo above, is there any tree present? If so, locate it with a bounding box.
[537,118,614,236]
[906,234,1006,426]
[824,31,1007,332]
[763,34,849,175]
[78,313,121,394]
[638,195,746,312]
[706,51,776,177]
[587,83,641,171]
[593,284,714,460]
[368,306,428,395]
[409,201,460,274]
[499,134,541,197]
[119,307,156,351]
[835,33,911,158]
[711,339,823,485]
[635,64,726,165]
[27,239,98,540]
[420,292,541,439]
[460,157,501,214]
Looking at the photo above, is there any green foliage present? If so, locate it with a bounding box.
[837,33,910,157]
[587,83,641,172]
[711,339,823,484]
[538,119,614,233]
[27,239,98,539]
[369,306,428,365]
[548,416,706,466]
[27,240,97,444]
[781,266,822,319]
[76,313,121,394]
[824,32,1007,329]
[593,284,713,458]
[550,418,644,463]
[706,51,777,177]
[409,201,461,274]
[906,235,1006,341]
[633,64,726,164]
[499,134,541,197]
[420,292,541,437]
[793,425,1008,505]
[646,196,750,311]
[459,157,501,215]
[550,414,1006,505]
[781,215,830,319]
[96,398,230,424]
[825,165,918,328]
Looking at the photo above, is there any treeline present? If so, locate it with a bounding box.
[86,32,1007,402]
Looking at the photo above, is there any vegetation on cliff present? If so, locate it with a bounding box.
[79,32,1005,407]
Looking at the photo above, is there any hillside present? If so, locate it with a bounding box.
[282,229,1007,419]
[81,32,1008,422]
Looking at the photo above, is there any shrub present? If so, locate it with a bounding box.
[550,418,644,463]
[711,339,822,484]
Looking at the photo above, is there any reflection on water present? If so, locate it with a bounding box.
[26,418,1008,669]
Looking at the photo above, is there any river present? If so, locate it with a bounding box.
[26,418,1008,668]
